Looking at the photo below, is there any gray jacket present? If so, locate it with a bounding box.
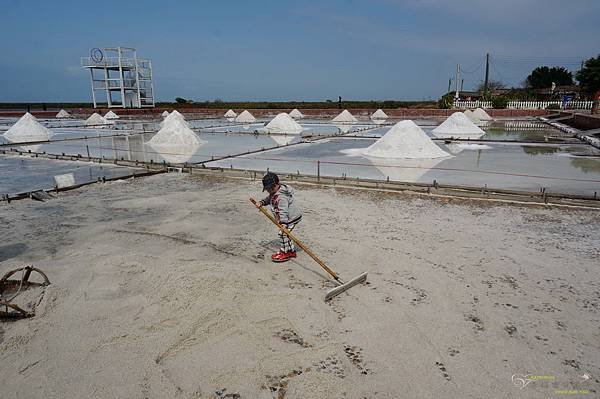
[260,184,302,225]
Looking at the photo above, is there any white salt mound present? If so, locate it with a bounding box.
[4,113,51,143]
[85,113,108,126]
[463,110,481,125]
[473,107,493,121]
[148,116,204,164]
[264,113,303,134]
[432,112,485,137]
[235,110,256,123]
[104,110,119,119]
[56,109,71,118]
[148,119,205,147]
[160,110,188,127]
[371,109,388,119]
[161,111,170,117]
[363,120,450,159]
[224,109,237,118]
[289,109,304,119]
[332,109,358,123]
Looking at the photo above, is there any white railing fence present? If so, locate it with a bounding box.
[454,100,594,110]
[453,100,492,109]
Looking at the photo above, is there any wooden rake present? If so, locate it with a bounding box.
[250,198,368,301]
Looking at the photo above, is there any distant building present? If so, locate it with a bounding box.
[445,85,582,101]
[81,47,155,109]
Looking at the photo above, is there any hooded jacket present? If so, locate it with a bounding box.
[260,184,302,225]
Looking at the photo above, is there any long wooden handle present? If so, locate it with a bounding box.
[250,198,340,281]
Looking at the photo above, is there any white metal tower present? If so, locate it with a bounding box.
[81,47,155,109]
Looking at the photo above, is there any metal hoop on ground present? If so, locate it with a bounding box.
[0,266,51,319]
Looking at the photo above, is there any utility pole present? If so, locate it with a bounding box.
[455,64,460,99]
[484,53,490,93]
[448,78,451,93]
[461,79,464,91]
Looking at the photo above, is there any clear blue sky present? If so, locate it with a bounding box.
[1,0,598,102]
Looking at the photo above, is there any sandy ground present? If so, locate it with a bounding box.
[0,173,599,399]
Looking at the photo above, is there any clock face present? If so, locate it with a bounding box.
[91,48,104,63]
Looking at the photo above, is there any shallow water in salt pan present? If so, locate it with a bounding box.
[0,156,143,195]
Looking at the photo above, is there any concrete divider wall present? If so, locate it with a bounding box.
[556,112,600,131]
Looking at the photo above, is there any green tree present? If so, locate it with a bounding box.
[175,97,188,104]
[491,96,509,109]
[576,55,600,96]
[525,66,573,89]
[475,80,505,92]
[438,93,454,109]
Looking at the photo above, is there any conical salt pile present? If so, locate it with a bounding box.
[4,113,51,143]
[104,110,119,119]
[363,120,449,159]
[473,107,493,121]
[371,109,388,119]
[147,118,204,164]
[464,110,481,125]
[432,112,485,138]
[224,109,237,118]
[162,111,170,118]
[264,113,303,134]
[160,110,188,128]
[289,109,304,119]
[56,109,71,118]
[149,118,205,147]
[85,113,107,126]
[235,110,256,123]
[332,109,358,123]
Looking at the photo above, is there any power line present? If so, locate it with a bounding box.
[459,57,485,74]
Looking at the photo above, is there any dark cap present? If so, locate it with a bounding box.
[262,172,279,191]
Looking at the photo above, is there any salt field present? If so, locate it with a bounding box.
[2,115,599,197]
[3,4,600,397]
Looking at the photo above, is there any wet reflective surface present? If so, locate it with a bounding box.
[0,155,144,195]
[2,117,599,196]
[207,137,600,196]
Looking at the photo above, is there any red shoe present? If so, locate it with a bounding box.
[271,251,297,262]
